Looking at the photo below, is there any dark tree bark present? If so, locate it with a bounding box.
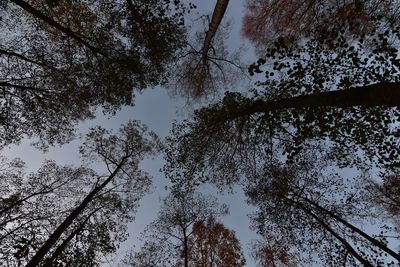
[225,82,400,121]
[10,0,102,56]
[182,227,189,267]
[299,196,400,261]
[25,157,127,267]
[42,208,101,267]
[202,0,230,61]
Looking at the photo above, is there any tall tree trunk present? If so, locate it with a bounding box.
[183,227,189,267]
[25,157,127,267]
[215,82,400,122]
[202,0,230,62]
[284,197,373,266]
[300,196,400,261]
[42,208,101,267]
[10,0,101,56]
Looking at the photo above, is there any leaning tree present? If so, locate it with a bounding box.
[0,121,160,266]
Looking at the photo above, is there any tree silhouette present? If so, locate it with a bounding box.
[242,0,400,53]
[246,147,400,265]
[123,192,228,267]
[0,121,160,266]
[120,240,174,267]
[0,0,186,148]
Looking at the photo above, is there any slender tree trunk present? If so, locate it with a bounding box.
[10,0,101,56]
[42,208,101,267]
[183,228,189,267]
[300,196,400,261]
[25,157,127,267]
[284,197,373,266]
[305,206,373,266]
[202,0,230,61]
[215,82,400,122]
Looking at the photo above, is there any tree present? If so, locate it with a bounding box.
[183,215,246,267]
[362,173,400,231]
[242,0,400,53]
[250,235,298,267]
[0,161,118,266]
[245,147,400,266]
[0,159,99,266]
[123,191,228,267]
[0,0,187,148]
[0,121,160,266]
[168,0,246,100]
[165,7,400,195]
[120,240,174,267]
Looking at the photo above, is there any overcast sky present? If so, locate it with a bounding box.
[3,1,264,266]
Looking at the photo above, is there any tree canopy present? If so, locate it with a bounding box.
[0,121,159,266]
[121,192,246,267]
[184,215,246,267]
[1,0,400,266]
[0,0,186,148]
[163,1,400,265]
[165,4,400,193]
[242,0,400,53]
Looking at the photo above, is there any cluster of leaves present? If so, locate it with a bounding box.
[0,0,187,148]
[0,121,160,266]
[242,0,400,54]
[183,216,246,267]
[121,192,246,267]
[250,234,299,267]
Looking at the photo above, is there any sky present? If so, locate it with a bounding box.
[3,1,263,266]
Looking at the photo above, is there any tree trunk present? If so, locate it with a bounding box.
[10,0,101,56]
[183,228,189,267]
[202,0,230,61]
[42,208,101,267]
[300,196,400,261]
[284,197,373,266]
[25,158,127,267]
[217,82,400,122]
